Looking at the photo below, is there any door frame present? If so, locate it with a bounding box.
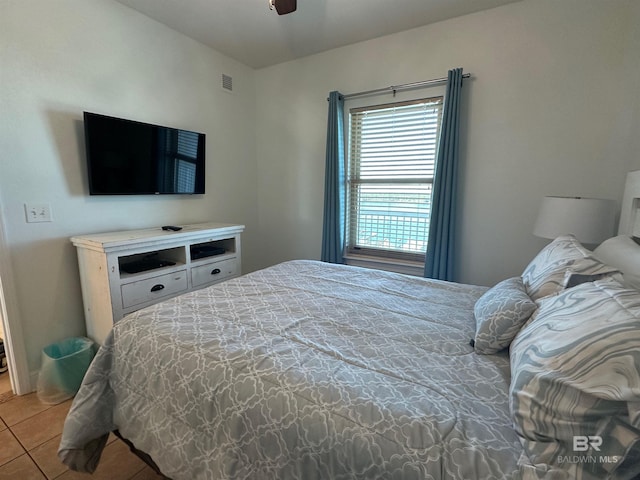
[0,203,31,395]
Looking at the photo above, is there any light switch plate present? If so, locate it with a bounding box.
[25,203,53,223]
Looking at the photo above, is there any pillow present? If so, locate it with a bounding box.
[593,235,640,290]
[473,277,536,354]
[521,234,618,300]
[510,278,640,479]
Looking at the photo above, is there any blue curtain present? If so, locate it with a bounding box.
[321,91,345,264]
[424,68,464,281]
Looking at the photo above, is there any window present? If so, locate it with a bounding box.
[347,97,444,262]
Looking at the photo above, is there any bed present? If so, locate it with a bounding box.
[59,172,640,480]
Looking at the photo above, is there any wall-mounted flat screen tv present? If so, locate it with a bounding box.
[84,112,206,195]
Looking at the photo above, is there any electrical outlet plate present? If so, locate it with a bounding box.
[25,203,53,223]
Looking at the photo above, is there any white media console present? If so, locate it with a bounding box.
[72,222,244,345]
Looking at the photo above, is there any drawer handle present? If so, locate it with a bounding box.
[211,268,221,275]
[150,284,165,292]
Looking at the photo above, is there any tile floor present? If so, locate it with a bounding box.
[0,373,165,479]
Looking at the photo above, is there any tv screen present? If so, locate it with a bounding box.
[84,112,206,195]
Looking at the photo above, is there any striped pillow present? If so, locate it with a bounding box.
[521,234,618,300]
[473,277,536,354]
[510,278,640,479]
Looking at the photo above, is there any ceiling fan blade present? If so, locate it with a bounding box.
[274,0,296,15]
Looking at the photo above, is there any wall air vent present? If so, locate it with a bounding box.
[222,74,233,92]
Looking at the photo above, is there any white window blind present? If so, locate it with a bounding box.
[347,97,443,260]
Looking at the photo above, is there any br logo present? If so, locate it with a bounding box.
[573,436,603,452]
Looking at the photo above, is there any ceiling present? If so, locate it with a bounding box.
[114,0,523,69]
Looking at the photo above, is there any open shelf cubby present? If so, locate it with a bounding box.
[118,246,186,276]
[190,238,236,261]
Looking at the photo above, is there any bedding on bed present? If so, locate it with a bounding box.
[510,234,640,480]
[510,277,640,480]
[59,260,522,479]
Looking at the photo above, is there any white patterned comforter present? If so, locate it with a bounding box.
[59,260,522,479]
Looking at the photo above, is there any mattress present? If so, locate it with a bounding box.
[59,260,522,479]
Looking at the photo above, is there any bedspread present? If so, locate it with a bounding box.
[59,260,522,479]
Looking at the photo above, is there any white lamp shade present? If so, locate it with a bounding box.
[533,196,616,245]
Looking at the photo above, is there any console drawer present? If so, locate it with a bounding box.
[121,270,188,308]
[191,258,239,288]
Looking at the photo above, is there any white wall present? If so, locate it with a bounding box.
[254,0,640,285]
[0,0,258,377]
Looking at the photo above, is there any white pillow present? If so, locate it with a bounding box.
[593,235,640,290]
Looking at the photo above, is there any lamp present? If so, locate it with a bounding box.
[533,196,616,245]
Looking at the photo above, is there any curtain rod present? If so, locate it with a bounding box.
[341,73,471,100]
